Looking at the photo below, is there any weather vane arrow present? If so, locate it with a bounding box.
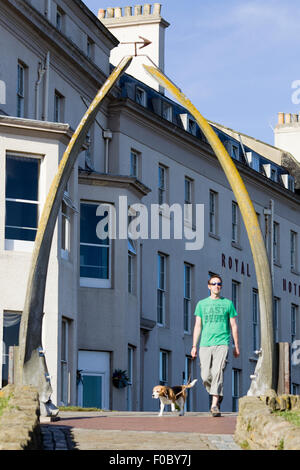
[120,36,152,56]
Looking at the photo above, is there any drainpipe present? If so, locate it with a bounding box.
[43,51,50,121]
[35,61,46,120]
[103,129,112,173]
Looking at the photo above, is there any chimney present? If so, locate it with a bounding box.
[274,111,300,163]
[98,4,170,93]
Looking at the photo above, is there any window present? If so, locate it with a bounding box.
[130,150,138,177]
[61,201,71,258]
[135,87,146,107]
[291,304,298,345]
[232,369,240,412]
[61,318,70,405]
[273,222,280,264]
[80,202,111,288]
[87,37,94,59]
[232,201,239,243]
[17,61,26,117]
[56,6,64,31]
[291,231,297,271]
[184,263,192,333]
[54,90,64,123]
[252,289,259,353]
[128,240,136,294]
[127,346,134,411]
[232,281,239,311]
[226,141,240,161]
[188,117,197,136]
[159,350,168,385]
[5,155,40,249]
[157,253,166,325]
[158,164,167,205]
[84,128,93,169]
[209,190,218,235]
[1,312,21,387]
[162,101,172,122]
[185,356,193,411]
[184,177,193,222]
[273,297,280,343]
[271,168,277,182]
[232,144,239,160]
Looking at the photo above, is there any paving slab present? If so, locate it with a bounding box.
[41,411,240,451]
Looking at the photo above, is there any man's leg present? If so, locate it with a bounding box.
[199,347,213,395]
[210,346,228,415]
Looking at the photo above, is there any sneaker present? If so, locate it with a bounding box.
[210,406,221,417]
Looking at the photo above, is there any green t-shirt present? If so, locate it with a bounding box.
[194,296,237,347]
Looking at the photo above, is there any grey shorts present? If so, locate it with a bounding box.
[199,345,229,396]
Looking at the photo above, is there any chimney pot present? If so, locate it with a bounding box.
[98,9,105,19]
[285,113,291,124]
[115,7,122,17]
[143,4,151,15]
[106,7,115,18]
[153,3,161,15]
[124,6,132,16]
[292,113,298,123]
[278,112,284,124]
[134,5,142,15]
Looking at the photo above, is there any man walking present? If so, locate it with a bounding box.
[191,274,240,417]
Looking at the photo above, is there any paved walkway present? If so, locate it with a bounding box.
[40,411,241,451]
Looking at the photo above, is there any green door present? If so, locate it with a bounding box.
[82,375,102,409]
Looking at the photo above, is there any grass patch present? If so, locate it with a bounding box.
[59,406,105,412]
[273,409,300,428]
[0,394,11,417]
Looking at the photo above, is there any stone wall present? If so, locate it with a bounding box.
[234,394,300,450]
[0,384,41,450]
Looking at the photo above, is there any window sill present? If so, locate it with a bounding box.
[231,241,242,251]
[80,277,111,288]
[209,232,220,241]
[5,239,34,252]
[291,268,300,276]
[249,356,258,363]
[274,261,282,268]
[61,249,70,261]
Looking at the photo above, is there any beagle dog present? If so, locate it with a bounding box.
[152,379,197,416]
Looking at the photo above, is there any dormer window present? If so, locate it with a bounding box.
[263,163,277,182]
[188,117,197,136]
[281,174,295,192]
[246,152,260,172]
[179,114,197,136]
[271,168,277,182]
[136,87,146,107]
[162,101,172,122]
[232,144,239,160]
[225,141,240,161]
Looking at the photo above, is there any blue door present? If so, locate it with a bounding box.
[82,375,102,409]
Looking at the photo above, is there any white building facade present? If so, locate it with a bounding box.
[0,1,299,413]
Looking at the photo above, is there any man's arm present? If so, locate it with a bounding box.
[230,317,240,358]
[191,316,201,358]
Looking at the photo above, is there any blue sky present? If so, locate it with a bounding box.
[83,0,300,145]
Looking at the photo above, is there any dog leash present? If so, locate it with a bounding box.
[174,374,192,398]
